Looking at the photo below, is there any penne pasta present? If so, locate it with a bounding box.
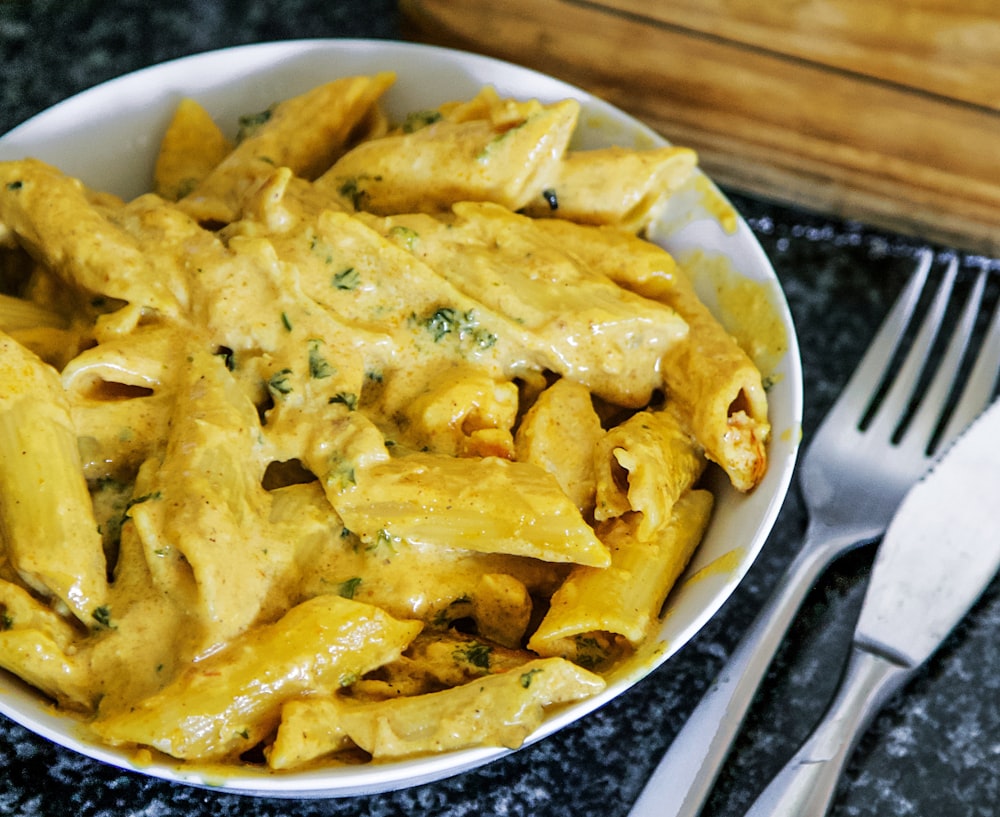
[0,74,774,771]
[523,145,698,232]
[0,331,109,626]
[179,72,396,224]
[153,97,233,201]
[593,403,706,539]
[92,594,422,761]
[269,656,604,766]
[529,489,714,659]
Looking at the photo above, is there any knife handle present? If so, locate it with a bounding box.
[742,647,911,817]
[629,524,872,817]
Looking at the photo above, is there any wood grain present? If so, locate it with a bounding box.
[401,0,1000,254]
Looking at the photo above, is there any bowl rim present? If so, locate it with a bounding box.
[0,37,803,798]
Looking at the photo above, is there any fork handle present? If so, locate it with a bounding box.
[741,647,910,817]
[629,524,872,817]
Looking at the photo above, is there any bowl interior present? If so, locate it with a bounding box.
[0,38,803,797]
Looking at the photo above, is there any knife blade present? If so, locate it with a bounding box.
[855,398,1000,667]
[744,397,1000,817]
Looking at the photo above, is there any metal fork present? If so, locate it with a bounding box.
[629,249,1000,817]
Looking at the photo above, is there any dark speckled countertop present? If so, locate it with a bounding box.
[1,2,998,816]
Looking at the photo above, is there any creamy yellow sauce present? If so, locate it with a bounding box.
[677,247,789,381]
[0,77,780,771]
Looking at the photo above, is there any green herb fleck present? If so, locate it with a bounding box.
[280,312,293,331]
[519,668,543,688]
[366,528,397,555]
[236,106,275,142]
[328,391,358,411]
[5,180,23,191]
[308,340,335,379]
[339,178,365,210]
[236,728,250,740]
[122,491,162,522]
[337,577,363,599]
[541,188,559,211]
[325,456,356,489]
[388,225,419,250]
[92,605,115,629]
[332,267,360,290]
[175,177,198,199]
[419,307,497,349]
[573,635,608,670]
[1,612,13,630]
[453,641,492,671]
[268,368,294,396]
[401,110,443,133]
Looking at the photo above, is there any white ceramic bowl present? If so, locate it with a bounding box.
[0,39,802,797]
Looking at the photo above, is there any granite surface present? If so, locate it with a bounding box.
[1,2,998,816]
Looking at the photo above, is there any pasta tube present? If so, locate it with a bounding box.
[333,451,611,568]
[0,161,189,315]
[0,629,93,711]
[268,656,604,766]
[0,331,109,626]
[91,594,422,761]
[523,145,698,232]
[318,98,579,215]
[153,97,233,201]
[533,218,770,490]
[514,377,604,514]
[593,404,706,540]
[373,202,689,407]
[529,489,714,658]
[180,72,396,224]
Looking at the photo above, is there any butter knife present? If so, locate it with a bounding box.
[744,397,1000,817]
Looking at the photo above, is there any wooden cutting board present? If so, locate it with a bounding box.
[401,0,1000,255]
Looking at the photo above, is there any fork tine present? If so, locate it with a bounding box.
[865,251,954,439]
[899,257,975,450]
[822,250,932,432]
[938,271,1000,446]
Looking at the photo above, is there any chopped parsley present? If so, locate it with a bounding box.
[325,456,357,490]
[519,668,543,688]
[573,635,609,670]
[339,178,366,210]
[122,490,162,522]
[280,312,293,331]
[366,528,397,555]
[332,267,361,290]
[418,307,497,349]
[5,180,23,191]
[541,188,559,211]
[236,106,275,142]
[337,577,362,599]
[401,110,443,133]
[92,605,115,629]
[328,391,358,411]
[453,641,492,671]
[308,340,335,379]
[388,225,419,250]
[268,368,294,396]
